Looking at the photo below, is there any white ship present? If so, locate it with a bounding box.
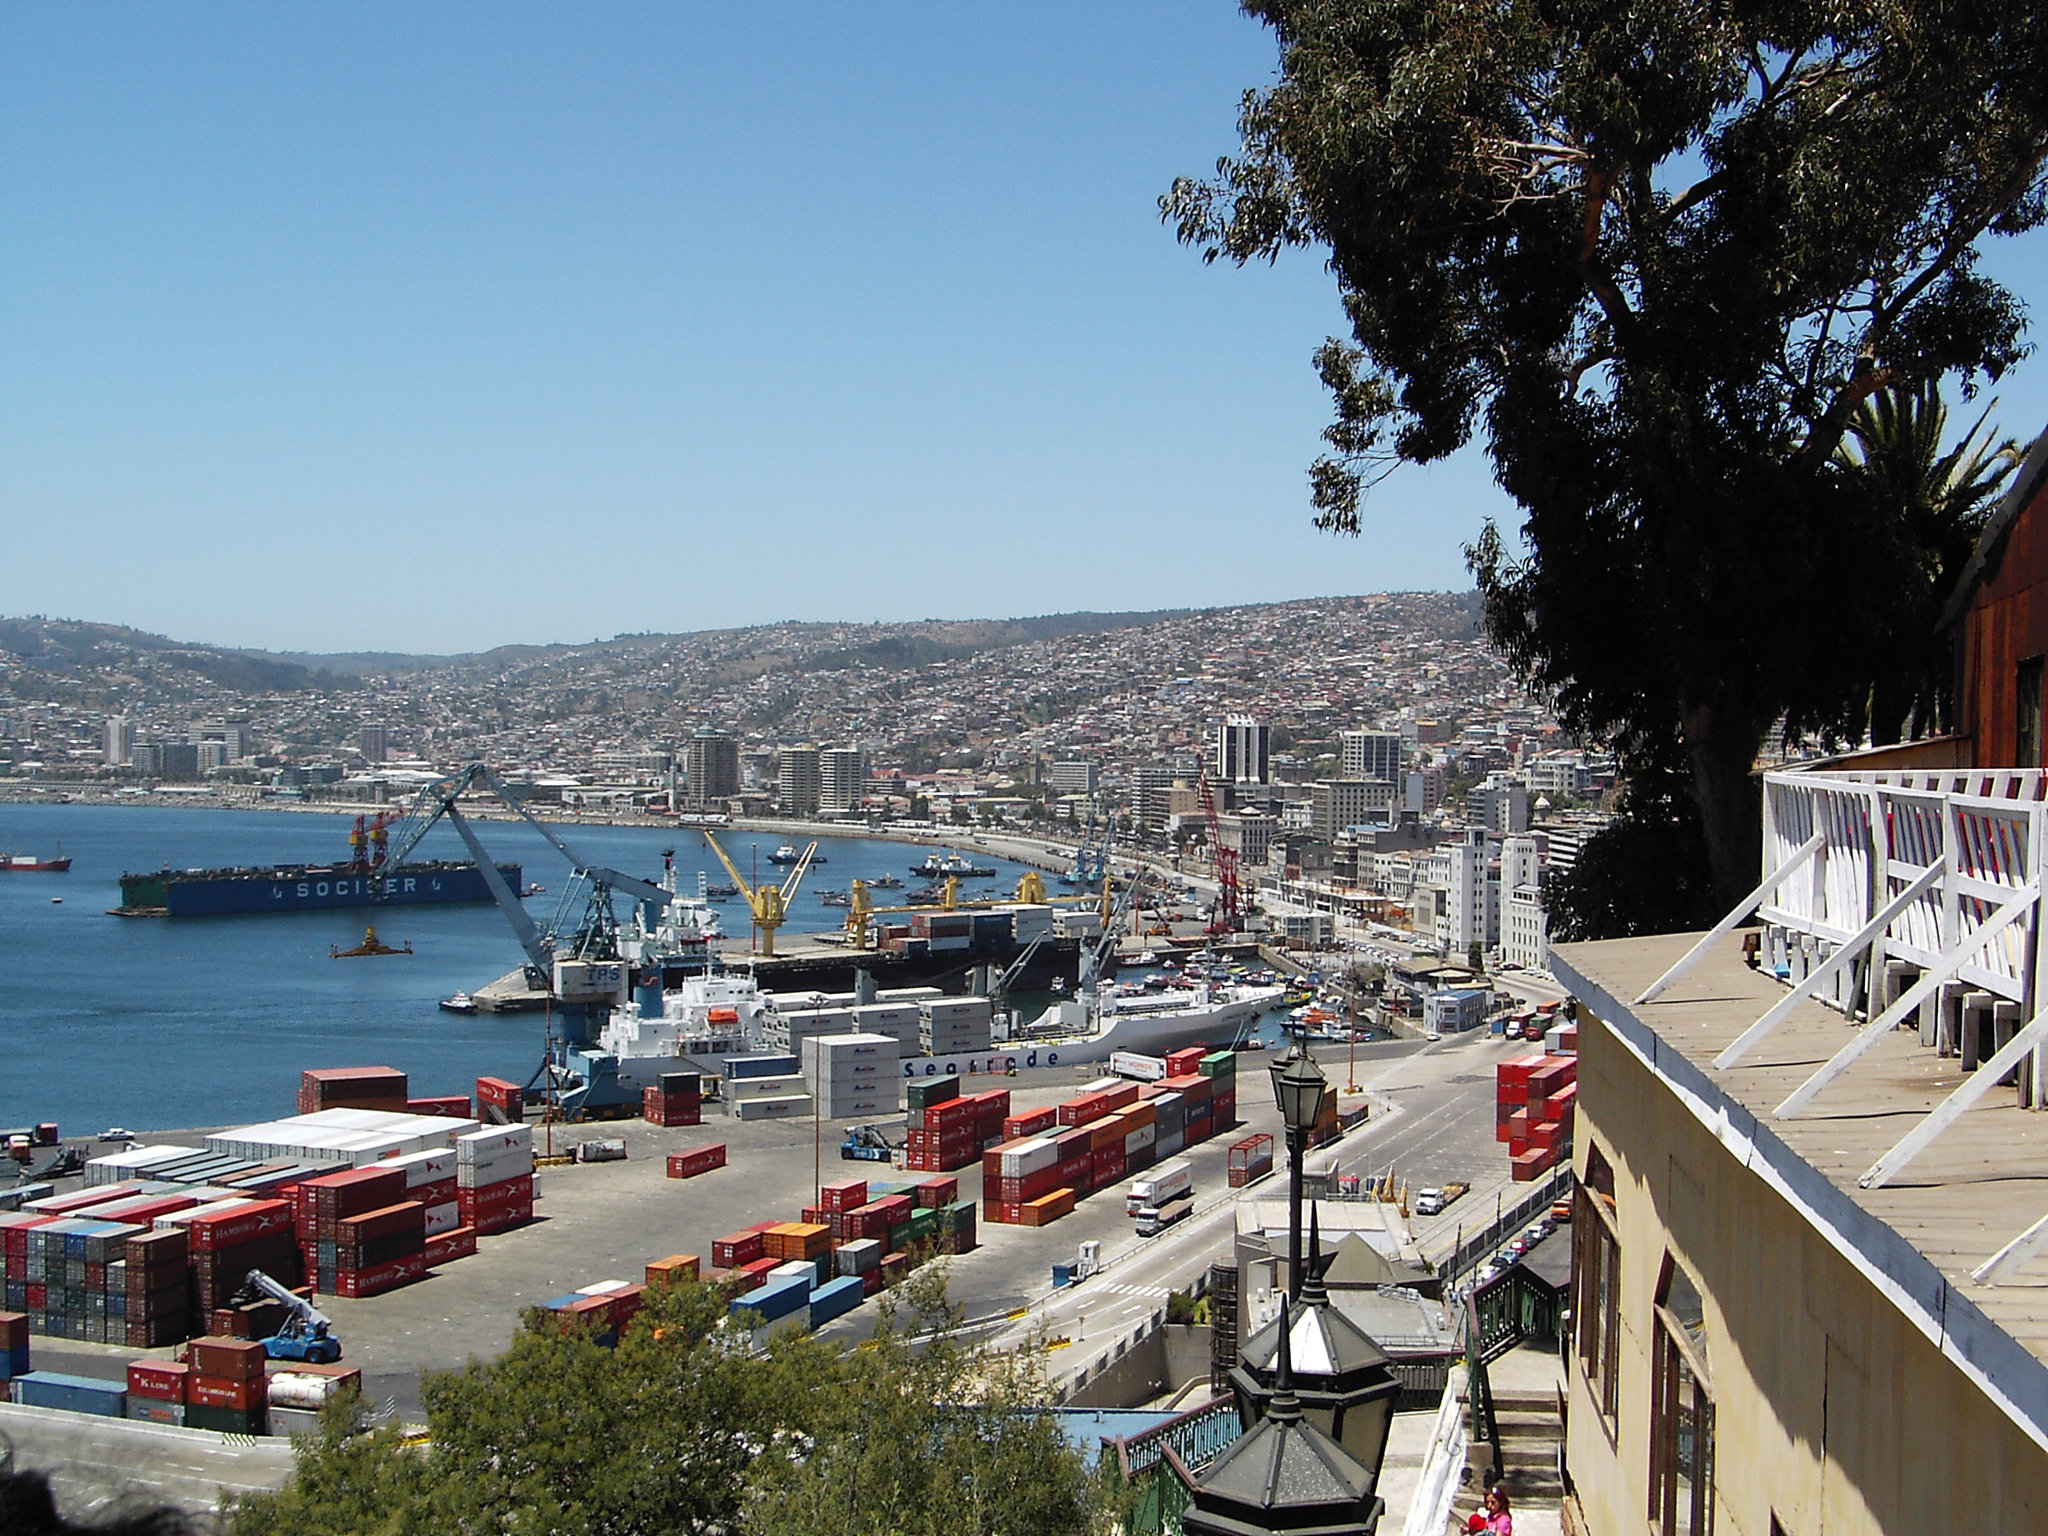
[596,968,775,1078]
[981,978,1284,1069]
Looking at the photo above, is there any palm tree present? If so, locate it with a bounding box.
[1834,383,2031,744]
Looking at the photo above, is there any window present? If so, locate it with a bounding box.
[1650,1256,1715,1536]
[2019,657,2044,769]
[1574,1147,1621,1426]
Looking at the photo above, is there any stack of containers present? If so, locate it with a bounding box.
[1505,1054,1578,1180]
[981,1136,1066,1226]
[711,1221,778,1271]
[297,1166,403,1295]
[722,1054,814,1122]
[642,1070,703,1127]
[1199,1052,1239,1129]
[919,997,992,1055]
[802,1034,898,1120]
[1165,1046,1206,1077]
[645,1254,699,1287]
[849,1002,921,1054]
[762,1223,832,1286]
[1119,1098,1158,1175]
[1085,1112,1128,1193]
[540,1291,622,1344]
[903,1079,977,1172]
[1160,1074,1215,1146]
[665,1143,727,1180]
[834,1237,884,1294]
[1496,1055,1545,1145]
[1147,1089,1186,1158]
[1052,1125,1095,1198]
[476,1077,526,1125]
[123,1228,192,1346]
[911,1176,958,1208]
[456,1125,535,1234]
[125,1359,188,1424]
[185,1336,267,1435]
[332,1201,426,1298]
[24,1219,145,1341]
[384,1148,468,1259]
[765,1006,853,1052]
[0,1310,28,1383]
[967,1088,1011,1149]
[819,1178,868,1216]
[299,1067,407,1115]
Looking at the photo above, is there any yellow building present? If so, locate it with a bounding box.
[1552,768,2048,1533]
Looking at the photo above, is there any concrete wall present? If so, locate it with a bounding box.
[1567,1007,2048,1534]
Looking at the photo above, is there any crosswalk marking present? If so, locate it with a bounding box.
[1096,1282,1170,1298]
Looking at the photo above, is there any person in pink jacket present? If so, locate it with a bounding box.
[1463,1485,1513,1534]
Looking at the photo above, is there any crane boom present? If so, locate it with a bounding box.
[1196,766,1241,935]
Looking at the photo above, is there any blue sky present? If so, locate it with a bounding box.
[3,6,2045,655]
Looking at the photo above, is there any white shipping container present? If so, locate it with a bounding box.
[457,1150,534,1189]
[1125,1124,1157,1155]
[456,1125,533,1162]
[85,1146,203,1186]
[998,1137,1059,1177]
[726,1073,811,1101]
[732,1095,815,1121]
[424,1201,461,1237]
[152,1198,252,1231]
[835,1237,883,1274]
[384,1149,457,1185]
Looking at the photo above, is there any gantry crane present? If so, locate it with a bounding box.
[701,830,816,956]
[844,868,1091,950]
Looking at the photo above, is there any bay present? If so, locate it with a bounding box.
[0,801,1040,1134]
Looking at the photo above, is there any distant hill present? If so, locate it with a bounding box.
[0,617,355,693]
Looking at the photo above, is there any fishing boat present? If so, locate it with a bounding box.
[1,847,70,873]
[867,873,904,889]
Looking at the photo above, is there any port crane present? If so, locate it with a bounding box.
[379,763,678,1027]
[1196,766,1242,936]
[700,829,817,957]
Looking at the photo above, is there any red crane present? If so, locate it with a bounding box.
[1197,766,1241,936]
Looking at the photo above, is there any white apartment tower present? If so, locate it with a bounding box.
[1216,716,1270,785]
[778,746,823,817]
[818,748,869,814]
[1441,827,1496,956]
[1501,833,1549,970]
[103,716,133,767]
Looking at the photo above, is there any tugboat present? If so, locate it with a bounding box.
[440,991,480,1015]
[768,842,824,866]
[911,851,995,879]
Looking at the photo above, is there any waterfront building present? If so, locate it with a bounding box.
[819,747,868,814]
[1217,811,1275,869]
[685,728,740,809]
[191,720,248,762]
[357,723,388,763]
[102,715,132,767]
[778,746,822,817]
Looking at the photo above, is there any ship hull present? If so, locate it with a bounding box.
[906,986,1284,1077]
[118,862,522,917]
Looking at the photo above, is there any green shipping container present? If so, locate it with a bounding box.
[1199,1052,1237,1079]
[186,1403,268,1436]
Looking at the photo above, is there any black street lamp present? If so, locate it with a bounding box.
[1270,1028,1331,1299]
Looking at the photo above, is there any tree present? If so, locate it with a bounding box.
[226,1274,1100,1536]
[1833,381,2028,743]
[1167,0,2048,907]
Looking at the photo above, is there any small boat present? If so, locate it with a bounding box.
[867,874,903,889]
[332,925,413,958]
[911,851,995,879]
[817,890,852,907]
[440,992,480,1015]
[768,843,824,866]
[706,882,740,899]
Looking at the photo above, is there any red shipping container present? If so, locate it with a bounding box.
[0,1311,27,1351]
[338,1202,426,1244]
[912,1176,958,1208]
[712,1225,773,1269]
[1058,1154,1093,1193]
[1506,1108,1530,1141]
[994,1166,1061,1205]
[335,1251,429,1298]
[189,1376,266,1411]
[457,1176,535,1216]
[1001,1107,1057,1139]
[423,1227,478,1265]
[1512,1146,1558,1182]
[1091,1146,1126,1184]
[469,1200,533,1236]
[820,1179,868,1213]
[127,1360,190,1402]
[1099,1081,1140,1112]
[1058,1094,1107,1127]
[188,1337,267,1382]
[26,1183,146,1216]
[407,1096,474,1118]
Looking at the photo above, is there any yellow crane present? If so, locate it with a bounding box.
[843,867,1089,949]
[702,831,818,957]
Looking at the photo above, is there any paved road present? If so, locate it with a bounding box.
[0,1400,295,1518]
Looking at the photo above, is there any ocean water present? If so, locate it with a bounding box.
[0,802,1039,1135]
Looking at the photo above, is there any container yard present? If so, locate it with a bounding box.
[4,1040,1301,1436]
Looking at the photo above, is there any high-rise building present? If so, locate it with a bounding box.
[1340,730,1405,784]
[819,748,869,814]
[1469,775,1531,833]
[778,746,822,817]
[1310,779,1395,842]
[358,724,388,764]
[1501,834,1548,969]
[1049,760,1099,795]
[191,721,248,762]
[1442,827,1496,955]
[103,716,133,767]
[1215,716,1270,785]
[1133,764,1177,832]
[684,729,740,809]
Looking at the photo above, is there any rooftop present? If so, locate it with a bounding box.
[1555,926,2048,1451]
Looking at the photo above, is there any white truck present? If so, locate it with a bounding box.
[1127,1159,1193,1217]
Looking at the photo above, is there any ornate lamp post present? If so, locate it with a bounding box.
[1269,1029,1331,1300]
[1184,1295,1384,1536]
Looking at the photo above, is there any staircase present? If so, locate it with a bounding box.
[1473,1385,1565,1507]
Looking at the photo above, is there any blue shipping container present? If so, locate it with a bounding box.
[724,1054,800,1080]
[808,1277,863,1327]
[10,1371,126,1417]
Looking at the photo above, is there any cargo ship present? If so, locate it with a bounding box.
[2,850,70,872]
[115,860,523,917]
